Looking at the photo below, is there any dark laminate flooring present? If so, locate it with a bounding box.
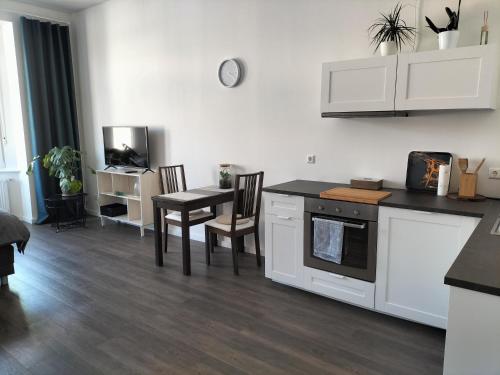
[0,219,445,375]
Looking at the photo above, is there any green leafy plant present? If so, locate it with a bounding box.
[368,2,416,52]
[425,0,462,34]
[27,146,83,195]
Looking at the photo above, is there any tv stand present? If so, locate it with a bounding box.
[96,169,160,236]
[142,168,154,174]
[104,165,117,170]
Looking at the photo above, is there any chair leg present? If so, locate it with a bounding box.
[238,236,245,253]
[231,237,239,275]
[163,223,169,253]
[210,233,217,253]
[254,230,262,267]
[205,226,211,265]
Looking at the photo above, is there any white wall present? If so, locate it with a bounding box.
[73,0,500,230]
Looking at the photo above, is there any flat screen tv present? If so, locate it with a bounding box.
[103,126,150,169]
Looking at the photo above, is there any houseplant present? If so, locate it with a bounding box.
[368,2,416,56]
[27,146,83,196]
[425,0,462,49]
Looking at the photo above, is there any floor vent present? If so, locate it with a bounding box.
[0,179,11,213]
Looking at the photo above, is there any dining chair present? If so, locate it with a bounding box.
[204,171,264,275]
[159,165,214,253]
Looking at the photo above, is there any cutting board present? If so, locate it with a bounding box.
[319,187,392,205]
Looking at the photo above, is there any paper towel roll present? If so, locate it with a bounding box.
[437,164,451,196]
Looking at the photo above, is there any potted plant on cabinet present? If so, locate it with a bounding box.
[425,0,462,49]
[368,2,416,56]
[27,146,84,196]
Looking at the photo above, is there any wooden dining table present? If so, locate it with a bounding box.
[152,186,236,275]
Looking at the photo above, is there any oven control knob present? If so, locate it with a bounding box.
[318,205,325,211]
[353,209,360,216]
[335,207,342,213]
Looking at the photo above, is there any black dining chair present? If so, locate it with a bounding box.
[159,165,215,253]
[204,171,264,275]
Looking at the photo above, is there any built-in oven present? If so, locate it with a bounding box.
[304,198,378,282]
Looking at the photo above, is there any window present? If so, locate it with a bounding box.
[0,75,6,169]
[0,20,26,171]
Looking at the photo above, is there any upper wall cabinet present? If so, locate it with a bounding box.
[320,55,397,115]
[321,45,498,117]
[396,45,498,111]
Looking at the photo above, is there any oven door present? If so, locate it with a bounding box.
[303,212,377,282]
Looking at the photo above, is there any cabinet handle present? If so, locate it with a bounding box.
[328,273,345,279]
[277,215,292,220]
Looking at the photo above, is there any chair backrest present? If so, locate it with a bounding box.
[159,165,187,194]
[231,171,264,229]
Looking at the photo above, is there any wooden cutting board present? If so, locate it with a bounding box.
[319,187,392,205]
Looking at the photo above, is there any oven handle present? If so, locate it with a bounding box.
[312,217,366,230]
[344,222,366,230]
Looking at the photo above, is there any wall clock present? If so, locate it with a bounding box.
[218,59,242,88]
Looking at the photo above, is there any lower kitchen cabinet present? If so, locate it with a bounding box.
[376,206,480,329]
[304,267,375,309]
[264,194,304,288]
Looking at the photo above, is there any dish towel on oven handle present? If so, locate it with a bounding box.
[312,217,344,264]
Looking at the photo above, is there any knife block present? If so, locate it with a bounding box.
[459,173,478,199]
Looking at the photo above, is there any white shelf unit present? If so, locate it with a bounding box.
[96,170,160,236]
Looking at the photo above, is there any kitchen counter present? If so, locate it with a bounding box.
[263,180,500,297]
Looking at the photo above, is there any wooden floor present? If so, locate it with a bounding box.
[0,218,445,375]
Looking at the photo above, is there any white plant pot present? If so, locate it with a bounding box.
[439,30,460,50]
[380,41,397,56]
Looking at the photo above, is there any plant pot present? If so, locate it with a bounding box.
[60,176,83,196]
[62,192,78,197]
[380,41,397,56]
[439,30,460,50]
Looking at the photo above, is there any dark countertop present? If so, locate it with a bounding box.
[263,180,500,297]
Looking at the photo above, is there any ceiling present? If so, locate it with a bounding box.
[18,0,106,12]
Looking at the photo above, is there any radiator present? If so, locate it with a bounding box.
[0,179,10,213]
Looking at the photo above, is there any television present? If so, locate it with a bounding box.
[103,126,150,169]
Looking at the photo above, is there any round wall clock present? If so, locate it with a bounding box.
[218,59,242,88]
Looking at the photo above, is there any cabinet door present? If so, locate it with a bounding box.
[396,45,498,110]
[265,215,304,288]
[321,55,397,114]
[376,207,480,328]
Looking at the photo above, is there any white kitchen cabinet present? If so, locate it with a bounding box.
[321,55,397,114]
[264,193,304,288]
[321,45,498,116]
[376,207,480,329]
[304,267,375,309]
[396,45,498,111]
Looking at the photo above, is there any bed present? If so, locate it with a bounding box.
[0,213,30,286]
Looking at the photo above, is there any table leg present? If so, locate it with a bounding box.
[154,202,163,267]
[181,209,191,276]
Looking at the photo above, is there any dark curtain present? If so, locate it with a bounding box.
[21,17,80,223]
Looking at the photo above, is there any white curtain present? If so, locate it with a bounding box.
[0,73,6,169]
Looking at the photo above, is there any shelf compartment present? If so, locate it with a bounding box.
[97,172,112,193]
[127,199,142,222]
[111,173,140,197]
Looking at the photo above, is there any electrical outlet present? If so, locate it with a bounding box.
[489,168,500,179]
[306,154,316,164]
